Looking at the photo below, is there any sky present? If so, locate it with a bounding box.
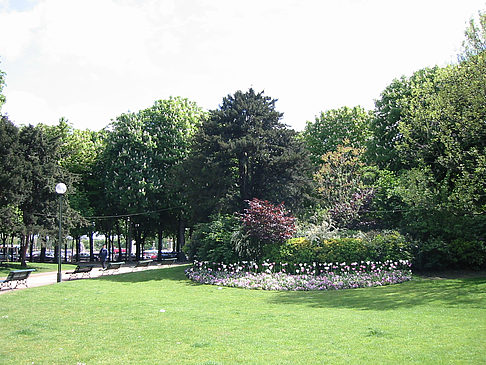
[0,0,485,132]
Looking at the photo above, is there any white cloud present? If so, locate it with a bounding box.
[1,0,485,131]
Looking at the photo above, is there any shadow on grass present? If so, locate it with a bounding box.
[270,277,486,311]
[97,264,192,284]
[0,262,77,276]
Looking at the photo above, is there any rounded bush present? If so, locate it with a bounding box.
[318,238,368,263]
[268,231,412,265]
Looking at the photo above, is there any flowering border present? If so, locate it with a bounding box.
[185,260,412,291]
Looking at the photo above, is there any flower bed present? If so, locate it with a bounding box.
[185,260,412,291]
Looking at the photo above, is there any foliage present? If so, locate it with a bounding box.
[314,144,374,228]
[363,16,486,261]
[0,116,22,210]
[268,231,412,265]
[303,106,372,164]
[100,97,206,256]
[271,237,315,264]
[46,119,103,232]
[0,60,5,111]
[185,215,239,263]
[186,88,313,219]
[317,238,369,263]
[234,198,296,261]
[366,168,404,229]
[461,10,486,60]
[449,239,486,269]
[296,216,340,244]
[412,238,452,270]
[240,198,296,245]
[366,68,440,171]
[396,57,486,215]
[412,237,486,271]
[367,231,413,262]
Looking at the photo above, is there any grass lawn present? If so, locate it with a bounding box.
[0,265,485,364]
[0,262,78,276]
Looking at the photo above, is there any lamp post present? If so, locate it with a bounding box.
[55,183,67,283]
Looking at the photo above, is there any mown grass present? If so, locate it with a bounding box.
[0,265,485,364]
[0,262,78,276]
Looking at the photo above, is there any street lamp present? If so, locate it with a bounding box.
[55,182,67,283]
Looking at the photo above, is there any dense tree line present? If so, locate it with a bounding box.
[1,11,485,269]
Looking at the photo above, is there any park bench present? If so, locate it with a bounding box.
[66,265,94,280]
[133,259,153,271]
[101,261,124,275]
[0,269,36,290]
[159,257,177,265]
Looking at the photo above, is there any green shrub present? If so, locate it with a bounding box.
[318,237,368,263]
[270,237,314,264]
[412,238,451,270]
[411,237,486,271]
[449,239,486,270]
[185,215,240,263]
[367,231,412,262]
[267,231,412,265]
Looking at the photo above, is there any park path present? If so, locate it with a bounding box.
[0,262,178,295]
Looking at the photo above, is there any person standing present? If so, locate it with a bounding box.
[99,244,108,269]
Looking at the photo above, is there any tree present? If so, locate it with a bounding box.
[397,63,486,216]
[461,10,486,61]
[101,97,205,259]
[0,60,6,111]
[46,119,102,260]
[366,67,441,171]
[187,88,313,220]
[0,116,23,247]
[386,12,486,244]
[234,198,296,260]
[0,116,22,210]
[314,144,374,228]
[303,106,372,164]
[17,124,76,266]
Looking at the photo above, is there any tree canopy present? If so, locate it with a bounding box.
[187,89,313,220]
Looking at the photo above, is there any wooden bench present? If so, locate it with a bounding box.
[66,265,94,280]
[1,269,36,290]
[133,259,153,271]
[101,262,124,275]
[159,258,177,265]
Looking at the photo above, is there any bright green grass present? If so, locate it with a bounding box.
[1,265,485,364]
[0,262,78,276]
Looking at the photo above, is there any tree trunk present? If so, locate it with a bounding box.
[117,230,122,262]
[1,234,6,259]
[9,235,14,261]
[109,232,115,261]
[89,231,94,261]
[76,236,81,262]
[29,234,34,262]
[157,229,163,261]
[126,218,132,262]
[40,245,46,263]
[177,217,186,261]
[20,234,28,268]
[239,152,250,203]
